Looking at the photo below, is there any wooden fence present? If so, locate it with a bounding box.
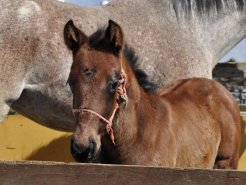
[0,160,246,185]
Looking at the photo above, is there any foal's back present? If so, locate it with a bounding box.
[159,78,241,168]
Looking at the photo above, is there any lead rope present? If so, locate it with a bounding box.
[72,52,127,145]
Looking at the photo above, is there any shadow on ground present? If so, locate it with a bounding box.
[26,135,75,162]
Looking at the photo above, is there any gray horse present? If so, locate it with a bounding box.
[0,0,245,131]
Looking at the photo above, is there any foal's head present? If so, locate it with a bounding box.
[64,20,125,162]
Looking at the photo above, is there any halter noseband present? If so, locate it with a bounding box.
[72,54,127,145]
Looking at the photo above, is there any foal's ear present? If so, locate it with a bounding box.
[64,20,88,51]
[104,20,124,52]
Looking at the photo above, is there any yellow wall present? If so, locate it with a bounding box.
[0,115,74,162]
[238,117,246,170]
[0,114,246,170]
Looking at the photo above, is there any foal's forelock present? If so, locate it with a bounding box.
[88,29,157,92]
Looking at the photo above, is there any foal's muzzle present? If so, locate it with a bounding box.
[71,137,97,162]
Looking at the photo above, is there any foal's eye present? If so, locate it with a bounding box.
[108,80,119,93]
[111,81,118,89]
[84,68,96,79]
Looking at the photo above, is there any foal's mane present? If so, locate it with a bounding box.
[89,27,157,93]
[171,0,246,17]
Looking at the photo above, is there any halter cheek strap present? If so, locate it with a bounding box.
[106,69,127,145]
[72,68,127,145]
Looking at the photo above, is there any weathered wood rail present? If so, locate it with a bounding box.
[0,161,246,185]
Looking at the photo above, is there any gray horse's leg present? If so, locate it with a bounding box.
[0,80,24,123]
[0,58,25,122]
[0,102,11,123]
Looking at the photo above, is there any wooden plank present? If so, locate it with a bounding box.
[0,160,246,185]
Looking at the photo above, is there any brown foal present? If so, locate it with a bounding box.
[64,19,241,169]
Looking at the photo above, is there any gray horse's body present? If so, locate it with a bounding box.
[0,0,245,131]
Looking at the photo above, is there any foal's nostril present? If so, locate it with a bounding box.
[71,138,82,154]
[70,137,97,162]
[87,139,96,160]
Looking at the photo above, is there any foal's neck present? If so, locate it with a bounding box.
[109,57,162,163]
